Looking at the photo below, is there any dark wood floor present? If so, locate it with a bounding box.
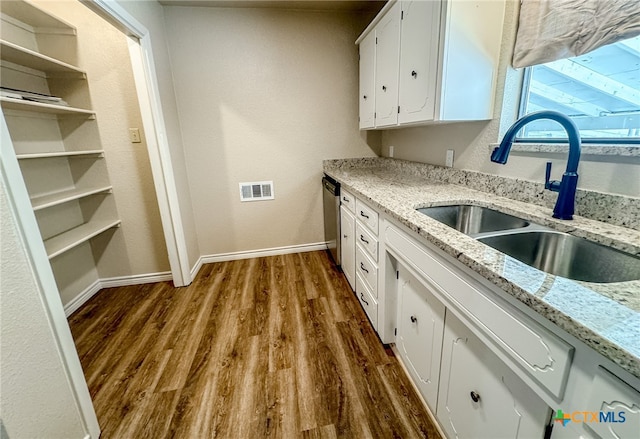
[69,251,441,438]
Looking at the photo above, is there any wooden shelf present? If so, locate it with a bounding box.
[45,218,121,259]
[1,40,85,77]
[31,186,112,211]
[16,150,104,159]
[0,0,76,34]
[0,96,94,117]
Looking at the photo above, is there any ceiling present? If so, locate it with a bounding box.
[158,0,386,12]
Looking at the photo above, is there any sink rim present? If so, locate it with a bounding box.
[477,229,640,284]
[416,203,640,284]
[415,203,532,237]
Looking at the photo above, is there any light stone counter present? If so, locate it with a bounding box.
[324,157,640,379]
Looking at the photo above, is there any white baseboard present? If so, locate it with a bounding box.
[100,271,172,288]
[64,279,101,317]
[65,243,330,315]
[190,257,204,282]
[64,271,172,317]
[195,242,329,273]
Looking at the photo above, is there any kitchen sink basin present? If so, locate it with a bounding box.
[417,205,530,235]
[478,231,640,283]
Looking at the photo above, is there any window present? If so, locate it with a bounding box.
[518,35,640,143]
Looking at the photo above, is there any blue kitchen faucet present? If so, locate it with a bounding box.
[491,110,581,220]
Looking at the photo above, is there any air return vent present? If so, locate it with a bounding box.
[239,181,274,202]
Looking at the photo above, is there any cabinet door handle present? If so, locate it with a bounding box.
[382,85,387,92]
[342,197,350,203]
[470,391,480,403]
[343,234,348,238]
[360,293,369,306]
[360,211,370,219]
[360,235,369,244]
[411,70,417,78]
[363,95,367,100]
[360,262,369,273]
[410,315,417,323]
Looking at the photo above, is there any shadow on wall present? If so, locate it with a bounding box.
[363,130,383,156]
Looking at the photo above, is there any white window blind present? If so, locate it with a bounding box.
[512,0,640,68]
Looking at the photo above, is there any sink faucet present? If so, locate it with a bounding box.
[491,110,581,220]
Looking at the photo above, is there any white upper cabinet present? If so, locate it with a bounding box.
[359,32,376,129]
[356,0,505,129]
[398,0,441,124]
[373,1,401,128]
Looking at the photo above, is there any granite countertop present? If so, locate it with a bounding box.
[324,159,640,379]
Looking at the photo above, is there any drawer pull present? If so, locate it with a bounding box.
[410,315,417,323]
[360,293,369,306]
[343,234,348,238]
[360,211,370,219]
[342,197,350,202]
[360,262,369,273]
[360,235,369,244]
[470,391,480,403]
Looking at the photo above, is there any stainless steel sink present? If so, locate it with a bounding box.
[417,205,530,235]
[478,231,640,283]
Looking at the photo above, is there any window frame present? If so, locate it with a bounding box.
[516,49,640,145]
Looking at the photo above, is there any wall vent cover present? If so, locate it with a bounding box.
[239,181,274,202]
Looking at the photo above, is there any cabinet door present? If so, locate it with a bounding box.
[398,0,441,124]
[374,1,401,128]
[396,264,445,411]
[340,206,356,291]
[584,367,640,439]
[437,312,550,439]
[359,31,376,129]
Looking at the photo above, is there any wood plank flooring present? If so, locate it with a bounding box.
[69,251,441,439]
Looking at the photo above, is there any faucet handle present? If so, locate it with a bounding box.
[545,162,561,192]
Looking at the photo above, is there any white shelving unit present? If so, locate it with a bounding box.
[31,185,113,211]
[1,0,121,306]
[44,218,121,259]
[0,40,86,77]
[16,150,104,159]
[0,0,76,34]
[0,97,95,117]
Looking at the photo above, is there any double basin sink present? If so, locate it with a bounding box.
[417,205,640,284]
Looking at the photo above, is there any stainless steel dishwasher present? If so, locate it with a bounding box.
[322,174,341,266]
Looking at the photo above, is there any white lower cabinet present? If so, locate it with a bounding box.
[340,205,356,290]
[356,272,378,328]
[437,311,550,439]
[584,367,640,439]
[396,264,445,412]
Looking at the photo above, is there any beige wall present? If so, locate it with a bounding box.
[163,6,379,255]
[0,181,88,439]
[381,0,640,198]
[33,0,171,277]
[115,0,202,271]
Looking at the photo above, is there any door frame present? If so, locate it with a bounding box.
[82,0,191,287]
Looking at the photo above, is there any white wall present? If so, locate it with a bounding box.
[0,181,89,439]
[381,0,640,198]
[116,0,202,271]
[163,5,379,256]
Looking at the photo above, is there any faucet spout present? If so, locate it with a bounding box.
[491,110,581,220]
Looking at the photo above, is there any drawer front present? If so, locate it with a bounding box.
[356,222,378,261]
[341,189,356,213]
[385,222,574,399]
[356,273,378,329]
[356,199,379,235]
[356,245,378,298]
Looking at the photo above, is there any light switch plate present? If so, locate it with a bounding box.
[129,128,141,143]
